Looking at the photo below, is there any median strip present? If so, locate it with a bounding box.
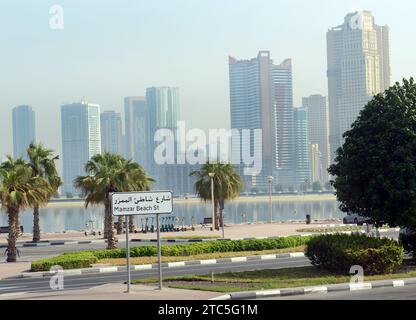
[19,252,306,279]
[211,276,416,300]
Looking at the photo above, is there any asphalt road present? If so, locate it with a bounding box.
[262,284,416,300]
[0,256,311,296]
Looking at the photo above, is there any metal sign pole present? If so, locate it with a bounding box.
[125,214,131,293]
[157,213,163,290]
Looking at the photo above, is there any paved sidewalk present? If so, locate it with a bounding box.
[0,220,343,246]
[3,283,219,300]
[0,261,31,279]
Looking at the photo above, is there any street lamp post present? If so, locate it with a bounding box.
[267,176,274,224]
[208,172,215,231]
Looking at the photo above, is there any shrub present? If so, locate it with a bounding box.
[31,235,313,271]
[31,252,98,272]
[399,232,416,258]
[305,233,403,275]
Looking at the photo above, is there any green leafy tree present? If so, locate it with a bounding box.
[191,162,243,229]
[27,143,62,243]
[0,156,51,262]
[74,153,153,249]
[329,78,416,229]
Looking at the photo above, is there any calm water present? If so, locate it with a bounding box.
[0,197,343,233]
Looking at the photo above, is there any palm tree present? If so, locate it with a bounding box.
[74,153,153,249]
[0,156,51,262]
[27,143,62,243]
[191,162,243,229]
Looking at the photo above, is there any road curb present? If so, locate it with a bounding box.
[19,252,307,279]
[210,276,416,300]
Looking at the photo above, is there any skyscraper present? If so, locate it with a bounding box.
[12,105,36,160]
[61,101,101,196]
[327,11,390,162]
[145,87,180,189]
[229,51,294,190]
[302,94,330,182]
[100,111,123,155]
[272,59,295,186]
[124,96,147,167]
[293,107,310,187]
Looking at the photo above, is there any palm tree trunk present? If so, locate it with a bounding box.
[116,216,123,235]
[103,213,109,239]
[7,206,19,263]
[129,216,135,233]
[214,200,220,230]
[32,205,41,242]
[105,200,116,249]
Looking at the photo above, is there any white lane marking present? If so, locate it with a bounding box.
[134,264,152,271]
[393,280,405,287]
[289,252,305,258]
[199,259,217,265]
[99,267,118,273]
[230,257,247,263]
[304,286,328,294]
[0,287,20,291]
[256,289,280,297]
[167,262,186,268]
[261,254,277,260]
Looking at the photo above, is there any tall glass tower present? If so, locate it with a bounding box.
[61,101,101,196]
[327,11,391,162]
[12,105,36,160]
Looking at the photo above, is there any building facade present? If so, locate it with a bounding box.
[124,96,147,168]
[100,111,123,155]
[61,101,101,196]
[302,94,330,182]
[12,105,36,160]
[327,11,391,162]
[229,51,294,191]
[293,107,311,188]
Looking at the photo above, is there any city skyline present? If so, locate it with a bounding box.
[1,2,412,164]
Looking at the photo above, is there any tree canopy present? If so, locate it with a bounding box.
[329,78,416,229]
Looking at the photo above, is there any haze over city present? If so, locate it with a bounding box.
[1,0,416,172]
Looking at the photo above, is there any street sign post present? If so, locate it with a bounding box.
[111,191,173,292]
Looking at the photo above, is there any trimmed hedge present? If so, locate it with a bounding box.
[31,252,98,272]
[31,235,312,271]
[305,233,403,275]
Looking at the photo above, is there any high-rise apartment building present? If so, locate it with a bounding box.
[327,11,390,161]
[61,101,101,196]
[100,111,123,155]
[293,107,310,187]
[145,87,180,188]
[229,51,294,190]
[124,96,147,167]
[302,94,330,182]
[12,105,36,160]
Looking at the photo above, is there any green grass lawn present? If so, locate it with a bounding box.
[132,262,416,293]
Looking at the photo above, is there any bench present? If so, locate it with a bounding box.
[0,226,24,234]
[200,217,213,228]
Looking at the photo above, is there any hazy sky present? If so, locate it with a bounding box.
[1,0,415,171]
